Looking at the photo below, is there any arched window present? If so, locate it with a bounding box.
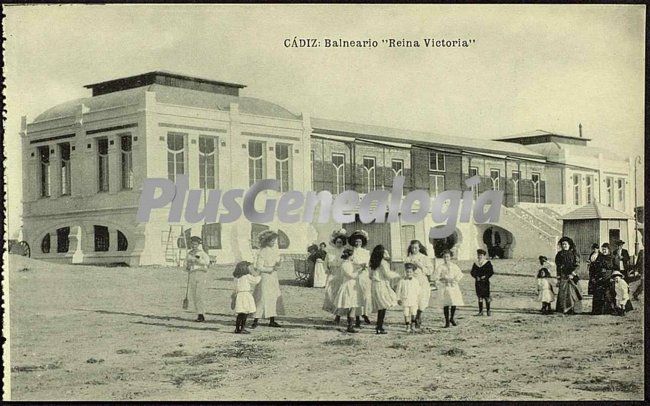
[277,230,290,249]
[250,225,290,250]
[41,233,51,253]
[117,230,128,251]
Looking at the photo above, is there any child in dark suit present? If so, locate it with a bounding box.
[470,249,494,316]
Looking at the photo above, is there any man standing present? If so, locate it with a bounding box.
[613,240,631,279]
[185,236,212,322]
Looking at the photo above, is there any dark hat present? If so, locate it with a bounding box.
[616,240,625,246]
[190,236,202,244]
[348,230,369,247]
[601,242,611,249]
[611,271,624,278]
[477,249,487,256]
[538,255,548,262]
[591,243,600,250]
[404,262,417,269]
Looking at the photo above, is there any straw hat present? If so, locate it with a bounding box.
[258,230,279,247]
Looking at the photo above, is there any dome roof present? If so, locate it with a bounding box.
[33,84,300,123]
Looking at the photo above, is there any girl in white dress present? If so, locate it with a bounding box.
[232,261,262,334]
[251,230,285,328]
[369,245,401,334]
[397,263,421,333]
[536,267,555,314]
[349,230,373,327]
[437,250,464,328]
[322,229,348,324]
[404,240,434,328]
[334,248,364,333]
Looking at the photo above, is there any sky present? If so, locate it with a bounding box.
[3,4,645,236]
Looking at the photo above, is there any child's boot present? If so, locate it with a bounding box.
[443,306,450,328]
[486,300,491,316]
[355,315,362,328]
[334,315,341,325]
[362,314,372,324]
[415,310,422,328]
[477,301,484,316]
[450,306,458,326]
[347,317,358,333]
[250,318,259,329]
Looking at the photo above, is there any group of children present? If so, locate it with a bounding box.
[225,228,501,334]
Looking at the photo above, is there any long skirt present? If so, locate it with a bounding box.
[323,274,346,315]
[253,271,286,319]
[591,284,614,315]
[415,270,431,310]
[313,260,327,288]
[371,280,398,310]
[355,269,374,315]
[556,277,582,314]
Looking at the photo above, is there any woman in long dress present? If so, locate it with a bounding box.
[436,250,464,328]
[251,230,285,328]
[349,230,373,327]
[369,244,400,334]
[591,243,616,315]
[404,240,434,328]
[312,243,328,288]
[555,236,582,315]
[322,229,348,324]
[334,248,364,333]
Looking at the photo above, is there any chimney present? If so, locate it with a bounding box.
[578,123,582,138]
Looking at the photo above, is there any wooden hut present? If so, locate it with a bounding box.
[560,202,634,262]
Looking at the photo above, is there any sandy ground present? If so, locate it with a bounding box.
[5,254,644,401]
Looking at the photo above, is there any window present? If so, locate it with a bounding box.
[199,136,217,190]
[201,223,222,250]
[605,177,613,207]
[57,227,70,253]
[248,140,265,186]
[332,153,346,194]
[38,146,50,197]
[60,143,71,196]
[41,233,51,253]
[391,159,404,177]
[585,175,593,204]
[429,152,445,171]
[167,132,185,182]
[275,144,291,192]
[511,170,520,204]
[311,150,316,190]
[490,169,500,191]
[469,166,479,199]
[94,225,110,252]
[532,173,541,203]
[617,178,625,208]
[362,156,376,193]
[97,138,109,192]
[117,230,128,251]
[572,174,581,205]
[429,174,445,196]
[121,135,133,190]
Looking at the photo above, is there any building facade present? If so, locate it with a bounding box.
[20,72,638,265]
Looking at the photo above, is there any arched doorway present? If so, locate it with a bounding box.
[481,225,514,259]
[430,227,461,258]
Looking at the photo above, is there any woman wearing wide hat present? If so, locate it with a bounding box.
[251,230,286,328]
[348,230,373,327]
[322,229,348,324]
[555,236,583,314]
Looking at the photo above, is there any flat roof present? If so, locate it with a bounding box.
[84,70,246,90]
[495,129,591,142]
